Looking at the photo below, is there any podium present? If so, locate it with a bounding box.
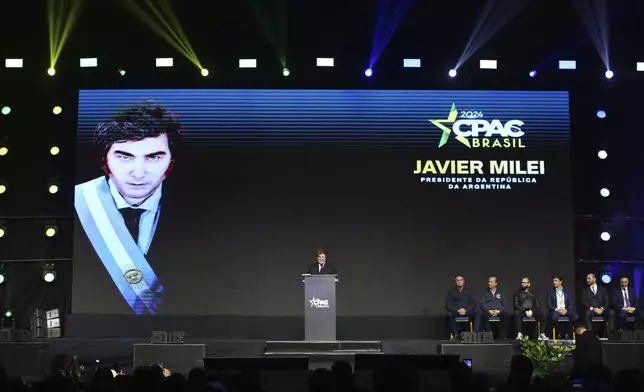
[302,274,338,340]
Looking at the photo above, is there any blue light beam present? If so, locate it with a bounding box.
[370,0,415,69]
[456,0,530,69]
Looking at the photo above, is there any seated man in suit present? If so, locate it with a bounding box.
[611,276,643,330]
[546,275,578,338]
[513,277,549,340]
[582,273,614,332]
[306,248,338,275]
[479,276,508,339]
[445,275,480,338]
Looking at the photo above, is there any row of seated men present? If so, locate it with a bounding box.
[446,273,644,339]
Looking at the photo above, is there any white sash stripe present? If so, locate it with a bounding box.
[81,179,152,298]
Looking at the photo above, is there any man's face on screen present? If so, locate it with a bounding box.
[552,278,562,288]
[106,134,172,206]
[455,276,465,288]
[317,254,326,264]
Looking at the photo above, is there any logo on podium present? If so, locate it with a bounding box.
[309,296,329,308]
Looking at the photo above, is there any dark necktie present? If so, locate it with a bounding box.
[121,208,144,244]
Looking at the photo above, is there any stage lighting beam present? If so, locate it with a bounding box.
[605,70,614,79]
[47,68,56,76]
[365,68,373,77]
[282,68,290,77]
[448,69,457,78]
[598,150,608,159]
[637,62,644,72]
[600,188,610,197]
[1,106,11,115]
[50,146,60,156]
[597,110,606,119]
[529,70,537,77]
[0,146,7,156]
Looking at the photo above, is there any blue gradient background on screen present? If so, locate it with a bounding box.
[78,89,569,145]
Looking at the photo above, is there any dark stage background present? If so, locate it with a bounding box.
[72,89,573,337]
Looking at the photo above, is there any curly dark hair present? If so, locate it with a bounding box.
[93,101,182,158]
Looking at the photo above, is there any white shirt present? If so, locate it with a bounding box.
[109,178,162,254]
[590,284,597,295]
[319,263,324,273]
[623,288,630,308]
[556,288,566,309]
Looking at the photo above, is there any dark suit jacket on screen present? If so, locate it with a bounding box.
[611,287,638,310]
[306,261,338,275]
[582,285,610,311]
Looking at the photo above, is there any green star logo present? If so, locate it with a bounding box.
[429,104,471,148]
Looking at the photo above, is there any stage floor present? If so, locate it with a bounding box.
[2,338,643,385]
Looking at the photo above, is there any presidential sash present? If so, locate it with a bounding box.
[75,177,163,314]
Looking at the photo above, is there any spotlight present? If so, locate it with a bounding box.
[43,264,56,283]
[53,106,62,115]
[600,188,610,197]
[0,183,6,194]
[0,221,5,238]
[0,146,7,156]
[601,273,612,284]
[4,310,11,318]
[448,69,457,78]
[119,69,126,76]
[529,70,537,78]
[0,274,4,285]
[48,184,59,194]
[45,225,57,238]
[282,68,290,77]
[598,150,608,159]
[600,231,611,241]
[597,110,606,119]
[365,68,373,77]
[47,68,56,76]
[201,68,209,77]
[50,146,60,156]
[1,106,10,115]
[605,70,614,79]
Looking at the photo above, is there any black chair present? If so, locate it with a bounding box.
[520,317,539,338]
[552,316,574,340]
[450,316,473,339]
[591,316,608,338]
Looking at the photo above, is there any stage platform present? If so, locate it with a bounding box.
[1,338,643,386]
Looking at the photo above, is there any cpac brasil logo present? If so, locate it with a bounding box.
[429,104,526,148]
[309,297,330,308]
